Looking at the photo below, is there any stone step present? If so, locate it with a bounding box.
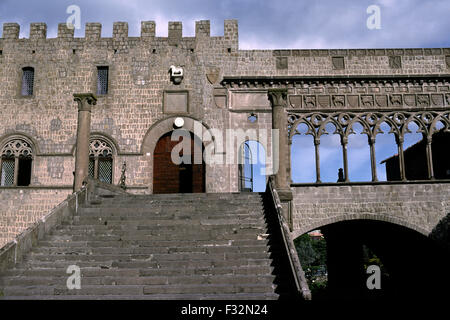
[1,283,275,296]
[18,258,272,269]
[94,194,262,202]
[90,200,263,207]
[48,227,265,238]
[0,292,278,300]
[26,251,270,262]
[72,213,264,222]
[78,207,263,215]
[1,274,275,286]
[60,219,266,228]
[1,265,274,278]
[53,223,266,232]
[34,239,269,248]
[43,232,265,242]
[30,245,269,255]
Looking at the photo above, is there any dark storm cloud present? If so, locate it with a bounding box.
[0,0,448,49]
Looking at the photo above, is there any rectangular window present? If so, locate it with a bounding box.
[98,158,113,184]
[97,66,109,95]
[88,158,95,179]
[1,159,15,186]
[17,158,32,186]
[21,67,34,96]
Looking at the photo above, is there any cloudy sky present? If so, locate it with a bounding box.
[1,0,449,49]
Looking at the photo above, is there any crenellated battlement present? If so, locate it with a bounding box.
[0,20,239,45]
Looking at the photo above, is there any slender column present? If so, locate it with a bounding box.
[93,158,98,180]
[396,135,406,181]
[314,138,322,183]
[368,136,378,182]
[426,136,435,180]
[268,89,289,190]
[13,157,19,186]
[73,93,97,192]
[341,136,349,182]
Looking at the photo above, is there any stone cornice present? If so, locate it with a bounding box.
[222,74,450,89]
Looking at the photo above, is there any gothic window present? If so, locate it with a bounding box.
[89,138,113,184]
[21,67,34,96]
[0,139,33,186]
[97,66,109,95]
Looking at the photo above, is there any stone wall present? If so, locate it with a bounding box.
[0,188,72,247]
[291,182,450,238]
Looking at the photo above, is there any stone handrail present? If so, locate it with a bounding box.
[266,176,312,300]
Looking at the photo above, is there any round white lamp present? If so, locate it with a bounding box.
[174,117,184,128]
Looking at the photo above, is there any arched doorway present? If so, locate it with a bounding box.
[153,131,205,194]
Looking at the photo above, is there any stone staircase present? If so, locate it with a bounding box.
[0,192,293,300]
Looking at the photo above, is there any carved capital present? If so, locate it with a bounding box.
[74,93,97,112]
[268,89,288,108]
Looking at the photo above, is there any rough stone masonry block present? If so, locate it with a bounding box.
[141,21,155,39]
[195,20,210,37]
[85,23,102,41]
[168,22,182,45]
[57,23,74,39]
[30,23,47,40]
[2,23,20,39]
[113,22,128,40]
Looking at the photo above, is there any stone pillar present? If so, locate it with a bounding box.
[426,136,435,180]
[268,89,293,229]
[73,93,97,192]
[268,89,289,190]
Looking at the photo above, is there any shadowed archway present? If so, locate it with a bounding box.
[153,131,205,194]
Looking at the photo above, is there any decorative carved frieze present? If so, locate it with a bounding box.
[390,94,402,107]
[404,94,416,107]
[361,95,374,107]
[347,95,359,108]
[375,95,388,108]
[289,95,302,108]
[304,95,316,108]
[318,95,330,108]
[332,95,345,107]
[417,94,430,107]
[431,94,444,106]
